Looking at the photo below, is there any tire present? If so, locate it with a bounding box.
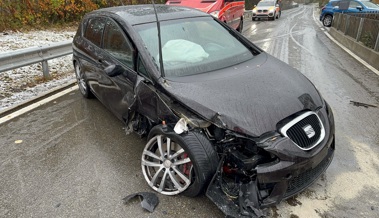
[252,17,256,21]
[276,11,281,19]
[74,61,93,98]
[271,13,276,21]
[323,15,333,27]
[142,125,218,197]
[236,17,243,33]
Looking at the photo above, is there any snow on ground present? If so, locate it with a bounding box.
[0,30,76,112]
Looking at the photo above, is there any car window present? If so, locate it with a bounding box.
[84,17,106,47]
[135,17,255,77]
[257,1,275,6]
[103,19,134,68]
[137,55,149,78]
[330,1,339,7]
[349,1,360,9]
[339,1,349,10]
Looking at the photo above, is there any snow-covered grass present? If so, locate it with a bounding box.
[0,29,76,111]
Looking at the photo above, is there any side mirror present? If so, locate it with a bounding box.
[254,4,257,8]
[105,65,124,77]
[356,5,363,11]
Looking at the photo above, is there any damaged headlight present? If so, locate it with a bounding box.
[173,118,188,134]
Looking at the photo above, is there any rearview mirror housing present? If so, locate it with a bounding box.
[105,65,124,77]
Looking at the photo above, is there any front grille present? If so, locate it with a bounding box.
[284,148,333,198]
[280,111,325,150]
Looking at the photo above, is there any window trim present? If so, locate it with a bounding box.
[84,17,107,48]
[102,17,137,71]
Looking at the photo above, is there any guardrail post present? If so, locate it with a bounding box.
[337,14,342,30]
[356,17,364,42]
[344,15,350,35]
[375,32,379,52]
[42,60,50,78]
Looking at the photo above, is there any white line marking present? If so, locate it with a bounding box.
[0,86,79,125]
[289,23,313,54]
[254,30,303,44]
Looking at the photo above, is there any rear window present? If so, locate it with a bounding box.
[134,17,256,77]
[84,18,106,47]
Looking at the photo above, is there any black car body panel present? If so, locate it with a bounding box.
[72,4,335,217]
[164,53,323,137]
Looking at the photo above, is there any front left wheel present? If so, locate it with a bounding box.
[323,15,333,27]
[141,125,218,197]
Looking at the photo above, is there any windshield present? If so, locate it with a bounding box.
[257,1,275,7]
[362,1,379,9]
[134,17,255,77]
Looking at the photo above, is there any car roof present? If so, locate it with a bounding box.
[86,4,209,25]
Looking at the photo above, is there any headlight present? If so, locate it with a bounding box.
[210,10,219,18]
[253,8,257,12]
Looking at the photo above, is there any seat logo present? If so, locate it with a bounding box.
[303,124,315,138]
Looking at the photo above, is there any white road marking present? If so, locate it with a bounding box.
[312,4,379,76]
[289,23,313,54]
[0,86,79,125]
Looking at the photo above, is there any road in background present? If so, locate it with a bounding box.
[1,4,378,218]
[243,4,379,217]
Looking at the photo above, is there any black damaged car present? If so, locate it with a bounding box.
[72,5,335,217]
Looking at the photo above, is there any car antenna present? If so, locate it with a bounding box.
[151,0,165,77]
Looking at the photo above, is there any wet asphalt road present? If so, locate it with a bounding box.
[1,4,379,218]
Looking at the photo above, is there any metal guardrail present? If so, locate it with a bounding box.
[333,13,379,51]
[0,40,73,78]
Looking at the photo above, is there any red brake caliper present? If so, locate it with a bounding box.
[182,153,192,176]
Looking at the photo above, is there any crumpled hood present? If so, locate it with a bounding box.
[164,53,323,137]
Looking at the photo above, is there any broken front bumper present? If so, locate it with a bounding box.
[206,130,335,217]
[252,12,275,19]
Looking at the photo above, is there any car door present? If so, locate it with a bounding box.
[81,17,107,97]
[99,18,138,121]
[347,1,363,13]
[337,1,349,12]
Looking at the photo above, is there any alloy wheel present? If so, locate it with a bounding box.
[323,15,332,27]
[75,63,87,95]
[141,135,193,195]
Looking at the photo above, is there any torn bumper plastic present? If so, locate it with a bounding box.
[206,132,335,217]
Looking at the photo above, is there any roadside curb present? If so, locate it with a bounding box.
[325,30,379,76]
[0,80,77,123]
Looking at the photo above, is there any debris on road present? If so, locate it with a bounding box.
[122,192,159,213]
[349,101,377,108]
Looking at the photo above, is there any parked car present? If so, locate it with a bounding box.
[320,0,379,27]
[72,5,335,217]
[165,0,245,32]
[252,0,281,21]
